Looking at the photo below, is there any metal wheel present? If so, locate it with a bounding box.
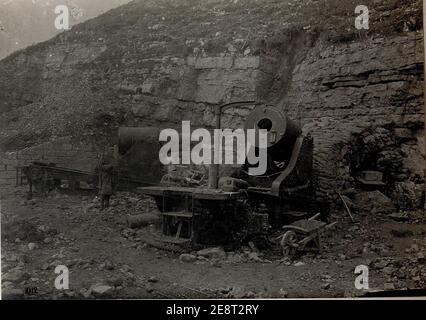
[280,231,298,256]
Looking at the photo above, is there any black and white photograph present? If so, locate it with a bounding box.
[0,0,425,305]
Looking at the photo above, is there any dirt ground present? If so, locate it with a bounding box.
[1,188,425,299]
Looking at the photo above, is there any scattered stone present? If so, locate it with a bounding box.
[406,244,420,253]
[382,267,394,275]
[146,286,155,293]
[278,257,292,266]
[64,291,76,298]
[321,283,331,290]
[197,247,226,260]
[41,262,51,270]
[179,254,197,263]
[219,287,232,294]
[226,252,245,264]
[247,252,263,263]
[28,243,38,250]
[6,254,19,263]
[2,281,13,289]
[90,285,114,297]
[384,283,395,291]
[278,289,288,298]
[148,276,158,283]
[225,286,240,298]
[389,211,410,222]
[353,191,395,214]
[294,262,305,267]
[195,256,208,265]
[79,289,92,299]
[108,276,124,288]
[244,291,256,298]
[227,43,237,53]
[100,260,114,271]
[3,269,30,283]
[120,264,132,272]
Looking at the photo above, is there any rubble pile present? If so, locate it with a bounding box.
[371,245,426,290]
[1,191,169,299]
[2,187,426,299]
[84,191,158,215]
[160,165,208,187]
[178,246,273,266]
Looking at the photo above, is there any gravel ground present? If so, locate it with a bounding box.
[1,189,425,299]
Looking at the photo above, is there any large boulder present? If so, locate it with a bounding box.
[179,254,197,263]
[90,284,114,298]
[3,268,30,283]
[197,247,226,259]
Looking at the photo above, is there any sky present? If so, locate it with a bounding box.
[0,0,131,59]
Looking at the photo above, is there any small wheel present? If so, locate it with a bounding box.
[280,231,298,256]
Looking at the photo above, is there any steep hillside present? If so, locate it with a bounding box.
[0,0,421,144]
[0,0,423,203]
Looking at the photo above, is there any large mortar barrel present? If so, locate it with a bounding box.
[244,105,301,162]
[118,127,163,184]
[118,127,160,155]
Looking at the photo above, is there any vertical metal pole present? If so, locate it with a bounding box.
[207,101,256,189]
[208,107,221,189]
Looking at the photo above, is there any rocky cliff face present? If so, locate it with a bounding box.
[284,33,424,202]
[0,0,423,205]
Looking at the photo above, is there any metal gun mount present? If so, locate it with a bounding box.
[240,103,313,197]
[139,102,328,250]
